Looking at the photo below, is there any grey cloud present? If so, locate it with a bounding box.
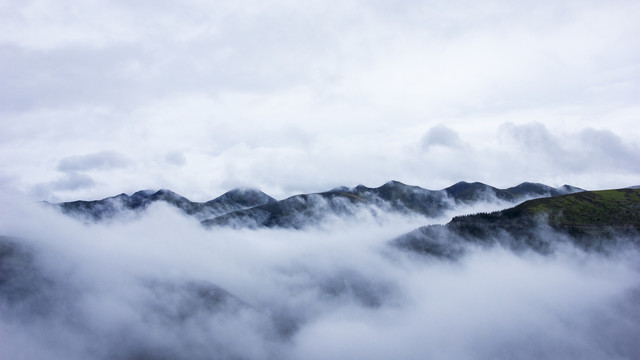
[30,173,96,199]
[578,128,640,172]
[498,122,562,152]
[165,151,186,166]
[496,121,571,172]
[0,2,345,112]
[57,151,130,172]
[0,44,142,112]
[421,124,464,150]
[48,173,95,190]
[498,122,640,175]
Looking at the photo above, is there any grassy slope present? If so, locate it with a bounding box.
[520,188,640,228]
[448,188,640,247]
[397,189,640,258]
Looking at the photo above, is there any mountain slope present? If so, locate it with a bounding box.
[394,188,640,259]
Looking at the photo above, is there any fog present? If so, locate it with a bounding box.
[1,193,639,360]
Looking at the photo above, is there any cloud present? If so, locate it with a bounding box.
[498,122,560,151]
[421,124,464,150]
[165,151,186,166]
[25,151,130,200]
[577,128,640,172]
[57,151,130,172]
[30,172,96,199]
[498,122,640,175]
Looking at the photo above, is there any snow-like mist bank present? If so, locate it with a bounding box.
[1,194,639,360]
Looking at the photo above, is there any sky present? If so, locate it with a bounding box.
[1,0,640,202]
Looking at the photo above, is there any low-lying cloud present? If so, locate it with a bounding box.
[1,192,639,360]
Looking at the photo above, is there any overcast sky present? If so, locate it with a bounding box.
[1,0,639,202]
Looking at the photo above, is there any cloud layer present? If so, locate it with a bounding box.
[1,194,639,359]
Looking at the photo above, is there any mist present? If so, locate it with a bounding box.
[1,192,639,360]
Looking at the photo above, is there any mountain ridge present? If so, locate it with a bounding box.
[52,181,584,227]
[55,187,276,222]
[201,181,584,229]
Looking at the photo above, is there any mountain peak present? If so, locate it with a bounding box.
[507,182,552,193]
[210,188,276,206]
[383,180,405,186]
[154,188,176,195]
[445,181,490,193]
[224,187,264,195]
[131,189,155,198]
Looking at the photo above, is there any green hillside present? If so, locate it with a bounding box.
[396,188,640,259]
[521,188,640,227]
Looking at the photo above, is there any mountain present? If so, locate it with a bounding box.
[394,188,640,259]
[202,181,583,229]
[504,182,582,197]
[55,188,276,222]
[53,181,584,228]
[202,181,451,229]
[443,181,580,202]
